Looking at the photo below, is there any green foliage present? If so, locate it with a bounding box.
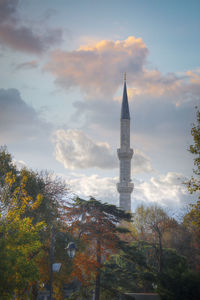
[189,108,200,177]
[0,146,17,187]
[101,242,200,300]
[157,249,200,300]
[186,108,200,229]
[0,172,45,298]
[0,147,70,298]
[101,241,156,297]
[73,196,132,223]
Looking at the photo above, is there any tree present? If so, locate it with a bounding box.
[101,241,155,298]
[0,172,45,298]
[182,210,200,271]
[133,205,174,273]
[63,197,132,300]
[20,168,67,225]
[0,147,70,298]
[186,108,200,228]
[0,147,67,226]
[157,249,200,300]
[0,146,17,187]
[18,170,70,298]
[101,237,200,300]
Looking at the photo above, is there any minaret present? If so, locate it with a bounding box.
[117,74,134,211]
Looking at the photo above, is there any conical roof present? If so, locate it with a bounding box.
[121,80,130,119]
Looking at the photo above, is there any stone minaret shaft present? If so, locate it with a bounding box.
[117,76,134,211]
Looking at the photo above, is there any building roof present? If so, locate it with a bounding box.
[121,80,130,119]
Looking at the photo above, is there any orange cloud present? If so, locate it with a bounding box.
[45,35,200,106]
[45,36,148,98]
[186,70,200,85]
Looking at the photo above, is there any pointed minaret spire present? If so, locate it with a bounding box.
[121,73,130,120]
[117,74,134,211]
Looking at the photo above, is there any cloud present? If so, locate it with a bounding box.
[130,69,200,106]
[55,34,197,180]
[53,129,117,170]
[62,171,192,210]
[0,25,63,54]
[70,98,120,132]
[45,35,200,106]
[0,0,63,54]
[45,36,199,151]
[133,149,153,174]
[70,81,197,157]
[67,174,118,205]
[0,88,50,143]
[45,36,148,97]
[135,172,192,208]
[53,129,153,172]
[0,0,18,23]
[12,158,26,170]
[44,36,199,161]
[14,60,38,70]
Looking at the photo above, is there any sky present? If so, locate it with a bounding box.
[0,0,199,212]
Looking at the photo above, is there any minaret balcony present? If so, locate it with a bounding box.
[117,148,133,159]
[117,182,134,194]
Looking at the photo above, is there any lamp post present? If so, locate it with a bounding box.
[49,229,76,300]
[49,227,55,300]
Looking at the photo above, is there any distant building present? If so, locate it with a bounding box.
[117,74,134,211]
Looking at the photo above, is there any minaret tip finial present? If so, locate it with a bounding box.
[124,72,126,82]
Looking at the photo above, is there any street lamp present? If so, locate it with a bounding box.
[66,242,76,258]
[49,233,76,300]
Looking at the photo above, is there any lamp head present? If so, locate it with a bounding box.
[66,242,76,258]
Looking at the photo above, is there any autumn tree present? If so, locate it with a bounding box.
[0,147,70,298]
[133,205,175,273]
[0,146,67,225]
[0,172,45,299]
[182,210,200,270]
[186,108,200,229]
[63,197,132,300]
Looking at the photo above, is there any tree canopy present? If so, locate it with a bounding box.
[186,108,200,229]
[0,143,200,299]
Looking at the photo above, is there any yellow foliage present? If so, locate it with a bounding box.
[5,171,16,186]
[32,193,43,210]
[5,172,43,220]
[1,171,46,296]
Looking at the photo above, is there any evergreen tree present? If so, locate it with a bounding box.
[63,197,132,300]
